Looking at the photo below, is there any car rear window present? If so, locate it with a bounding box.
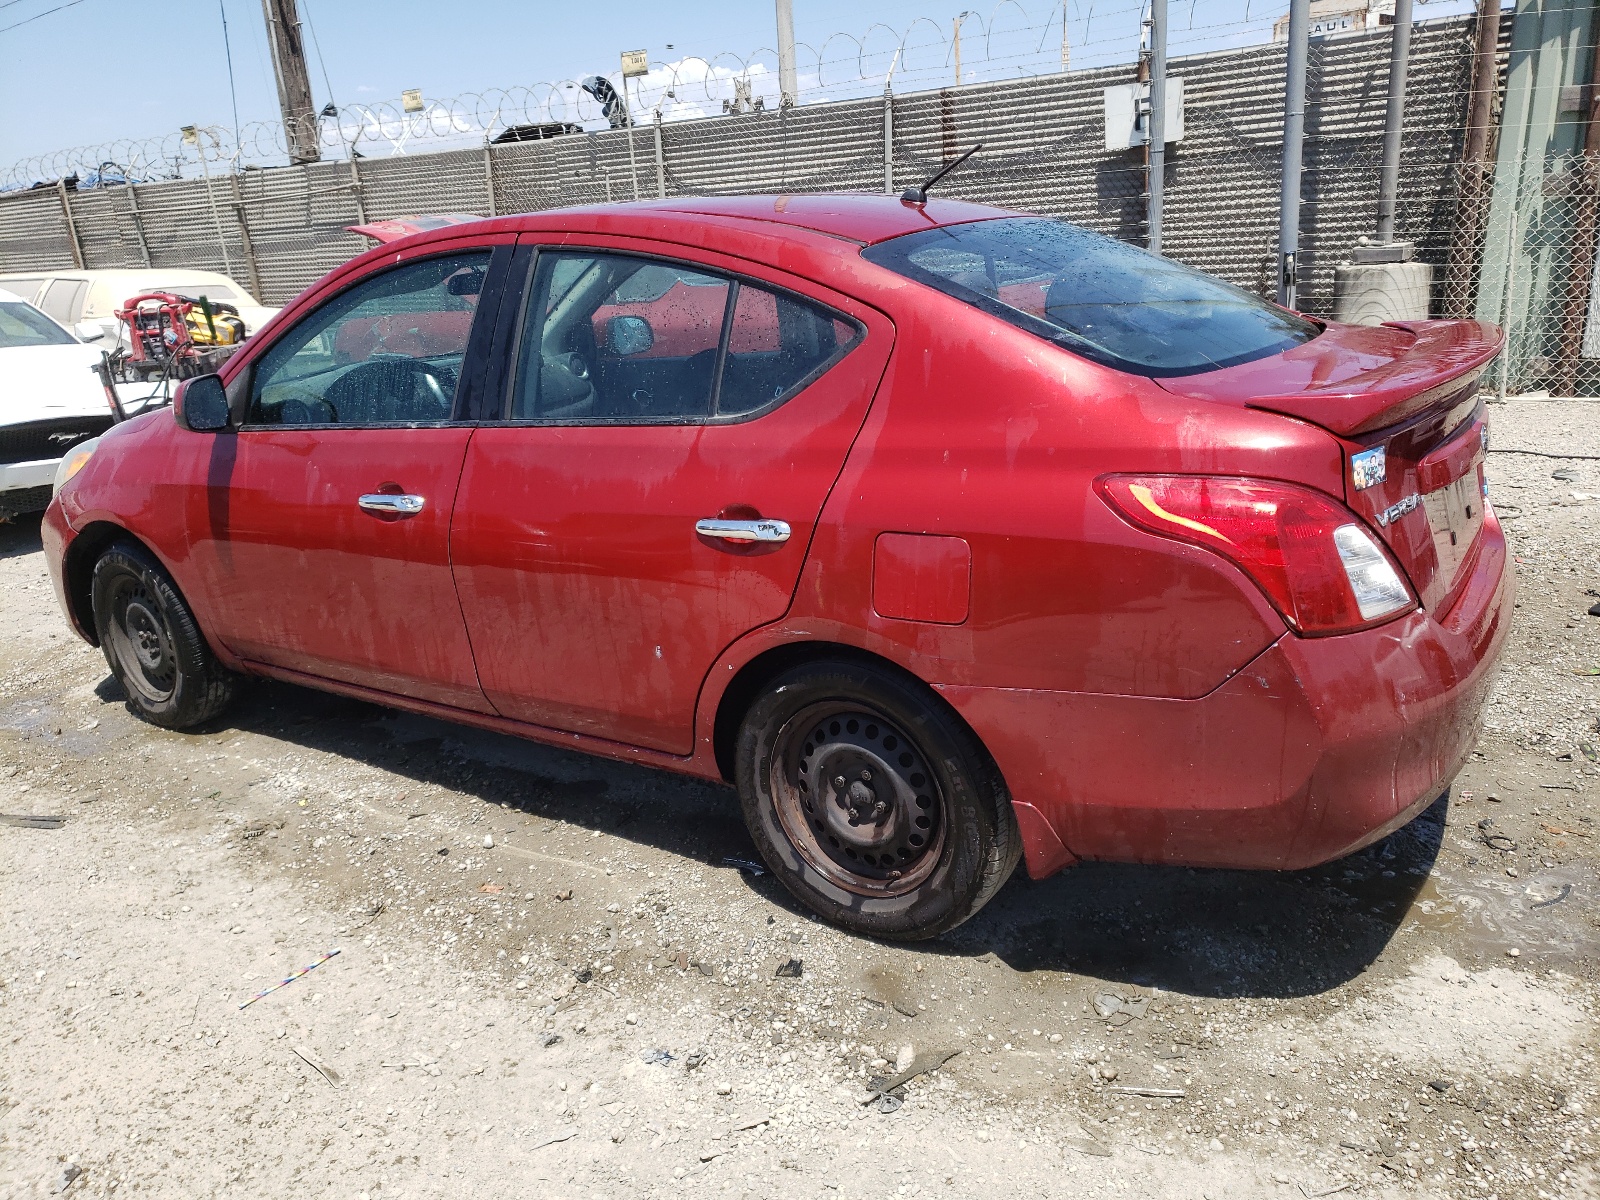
[861,216,1318,377]
[0,301,77,348]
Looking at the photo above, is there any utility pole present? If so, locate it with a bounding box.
[776,0,798,106]
[260,0,321,164]
[1374,0,1413,245]
[1147,0,1168,254]
[1278,0,1309,308]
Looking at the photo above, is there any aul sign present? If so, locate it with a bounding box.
[621,50,650,78]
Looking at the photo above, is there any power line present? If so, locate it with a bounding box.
[0,0,88,35]
[219,0,243,159]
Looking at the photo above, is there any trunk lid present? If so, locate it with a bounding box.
[1156,319,1503,615]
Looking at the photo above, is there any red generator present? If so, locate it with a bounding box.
[115,291,245,381]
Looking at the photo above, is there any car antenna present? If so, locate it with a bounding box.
[900,143,983,206]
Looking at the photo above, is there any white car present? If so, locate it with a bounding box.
[0,268,278,349]
[0,288,118,518]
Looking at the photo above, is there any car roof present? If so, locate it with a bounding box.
[361,193,1020,260]
[599,193,1018,245]
[0,287,28,304]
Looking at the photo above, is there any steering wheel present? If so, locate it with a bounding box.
[323,357,456,423]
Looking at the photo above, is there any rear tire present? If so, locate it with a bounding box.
[735,660,1021,941]
[91,541,235,729]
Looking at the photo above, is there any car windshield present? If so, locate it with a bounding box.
[861,216,1318,377]
[0,300,76,348]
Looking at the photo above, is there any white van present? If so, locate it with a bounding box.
[0,268,278,348]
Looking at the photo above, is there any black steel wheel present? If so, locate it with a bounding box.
[736,659,1020,941]
[91,541,235,729]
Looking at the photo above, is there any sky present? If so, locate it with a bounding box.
[0,0,1478,179]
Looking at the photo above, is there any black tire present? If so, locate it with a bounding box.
[91,541,235,730]
[735,660,1021,941]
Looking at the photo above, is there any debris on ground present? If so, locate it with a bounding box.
[1092,991,1149,1023]
[859,1048,961,1107]
[1105,1084,1186,1099]
[0,813,64,829]
[237,949,341,1009]
[529,1129,577,1150]
[774,958,803,979]
[291,1045,341,1087]
[720,855,767,875]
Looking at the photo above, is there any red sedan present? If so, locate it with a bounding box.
[41,195,1511,940]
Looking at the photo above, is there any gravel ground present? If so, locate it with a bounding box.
[1,396,1597,1200]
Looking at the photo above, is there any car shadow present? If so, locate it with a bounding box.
[938,794,1447,1000]
[115,671,1441,1001]
[0,513,44,560]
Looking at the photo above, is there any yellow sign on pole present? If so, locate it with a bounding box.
[621,49,649,78]
[401,88,424,113]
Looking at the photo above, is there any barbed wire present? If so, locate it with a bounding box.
[2,0,1481,190]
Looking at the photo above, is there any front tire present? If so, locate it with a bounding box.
[735,660,1021,941]
[91,542,235,729]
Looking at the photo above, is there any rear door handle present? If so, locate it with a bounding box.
[695,517,791,544]
[358,493,425,515]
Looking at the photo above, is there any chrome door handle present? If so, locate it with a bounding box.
[695,517,791,544]
[358,493,425,515]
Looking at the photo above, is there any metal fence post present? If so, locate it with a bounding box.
[1497,204,1518,402]
[653,112,666,199]
[125,184,152,267]
[231,173,264,301]
[883,85,895,195]
[56,179,85,270]
[483,146,498,217]
[349,155,366,223]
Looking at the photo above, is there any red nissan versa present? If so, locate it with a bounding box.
[41,195,1511,940]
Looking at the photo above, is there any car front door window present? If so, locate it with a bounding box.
[247,252,489,426]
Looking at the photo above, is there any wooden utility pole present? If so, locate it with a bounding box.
[260,0,321,164]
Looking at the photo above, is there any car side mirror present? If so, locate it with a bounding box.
[447,268,485,296]
[174,374,232,432]
[74,320,105,342]
[605,314,654,356]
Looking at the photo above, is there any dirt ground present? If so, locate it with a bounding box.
[1,395,1597,1200]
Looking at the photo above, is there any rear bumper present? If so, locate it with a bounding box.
[941,510,1513,877]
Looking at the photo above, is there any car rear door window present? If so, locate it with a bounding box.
[509,250,861,423]
[39,278,88,324]
[246,252,489,426]
[512,252,729,422]
[719,285,858,418]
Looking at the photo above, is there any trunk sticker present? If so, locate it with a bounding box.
[1351,446,1387,490]
[1376,493,1422,527]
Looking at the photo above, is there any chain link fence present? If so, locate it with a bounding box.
[7,13,1587,392]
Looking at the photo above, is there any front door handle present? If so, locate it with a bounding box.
[358,493,425,515]
[695,517,791,544]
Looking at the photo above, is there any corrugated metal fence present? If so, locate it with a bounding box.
[0,18,1481,323]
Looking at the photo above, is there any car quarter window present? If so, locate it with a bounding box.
[509,250,861,424]
[40,278,88,324]
[246,251,489,427]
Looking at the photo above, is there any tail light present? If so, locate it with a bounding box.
[1097,475,1415,635]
